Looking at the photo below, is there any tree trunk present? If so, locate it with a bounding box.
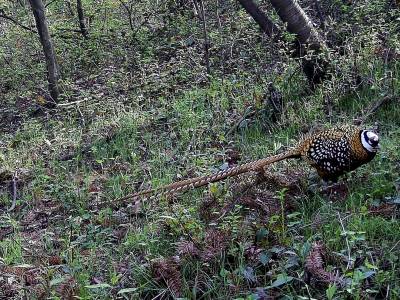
[269,0,328,86]
[269,0,322,47]
[193,0,211,75]
[237,0,280,39]
[199,0,211,75]
[29,0,60,102]
[76,0,88,37]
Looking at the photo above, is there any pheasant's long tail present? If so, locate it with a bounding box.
[116,149,300,204]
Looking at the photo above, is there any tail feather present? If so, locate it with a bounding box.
[116,148,300,203]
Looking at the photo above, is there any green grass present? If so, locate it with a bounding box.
[1,71,399,298]
[1,1,400,297]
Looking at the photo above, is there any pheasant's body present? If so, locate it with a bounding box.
[119,125,379,203]
[296,125,377,181]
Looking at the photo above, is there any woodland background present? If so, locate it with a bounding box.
[0,0,399,299]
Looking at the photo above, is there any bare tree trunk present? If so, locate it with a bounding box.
[193,0,211,75]
[237,0,280,39]
[199,0,210,75]
[118,0,135,33]
[76,0,88,38]
[29,0,60,102]
[269,0,322,47]
[269,0,329,86]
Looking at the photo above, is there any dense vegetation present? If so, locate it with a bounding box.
[1,0,399,299]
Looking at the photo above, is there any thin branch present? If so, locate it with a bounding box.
[194,0,211,76]
[57,99,87,107]
[389,239,400,252]
[118,0,135,33]
[45,0,58,8]
[0,10,37,33]
[358,95,399,125]
[237,0,281,39]
[337,212,353,270]
[8,171,18,212]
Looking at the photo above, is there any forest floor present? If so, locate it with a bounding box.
[1,1,400,298]
[1,67,399,299]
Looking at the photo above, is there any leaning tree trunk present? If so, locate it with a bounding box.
[193,0,211,75]
[29,0,60,102]
[76,0,88,38]
[237,0,281,39]
[269,0,329,86]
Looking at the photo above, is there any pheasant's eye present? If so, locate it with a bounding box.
[366,132,379,146]
[369,140,378,147]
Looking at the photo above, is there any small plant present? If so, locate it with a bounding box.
[269,188,290,244]
[326,283,337,300]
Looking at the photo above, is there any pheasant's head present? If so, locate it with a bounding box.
[361,130,380,153]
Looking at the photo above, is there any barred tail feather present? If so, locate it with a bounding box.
[117,148,300,203]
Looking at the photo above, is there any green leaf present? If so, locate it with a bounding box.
[362,270,376,279]
[259,252,270,266]
[242,266,256,283]
[159,215,177,221]
[388,196,400,204]
[270,246,285,254]
[209,183,219,195]
[85,283,112,289]
[220,267,229,278]
[287,212,301,219]
[50,277,66,287]
[256,227,268,242]
[117,288,138,294]
[365,261,379,270]
[301,242,311,258]
[270,274,294,288]
[326,283,337,300]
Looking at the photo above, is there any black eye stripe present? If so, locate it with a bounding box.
[363,131,369,143]
[370,140,379,145]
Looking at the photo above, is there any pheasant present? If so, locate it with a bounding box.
[117,125,379,204]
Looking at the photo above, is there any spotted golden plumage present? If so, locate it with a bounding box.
[118,125,379,204]
[296,125,379,181]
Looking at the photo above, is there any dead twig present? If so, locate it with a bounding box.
[57,99,87,107]
[357,95,399,125]
[337,212,353,270]
[0,9,37,34]
[389,240,400,252]
[226,106,256,136]
[8,171,18,212]
[198,0,211,75]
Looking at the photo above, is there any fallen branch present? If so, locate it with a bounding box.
[8,171,18,212]
[0,10,37,34]
[226,106,256,136]
[56,99,87,107]
[357,95,399,125]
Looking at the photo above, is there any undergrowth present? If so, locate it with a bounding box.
[1,0,400,299]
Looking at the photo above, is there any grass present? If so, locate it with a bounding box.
[1,68,399,298]
[1,2,400,297]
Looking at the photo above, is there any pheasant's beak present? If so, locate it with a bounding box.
[372,144,380,152]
